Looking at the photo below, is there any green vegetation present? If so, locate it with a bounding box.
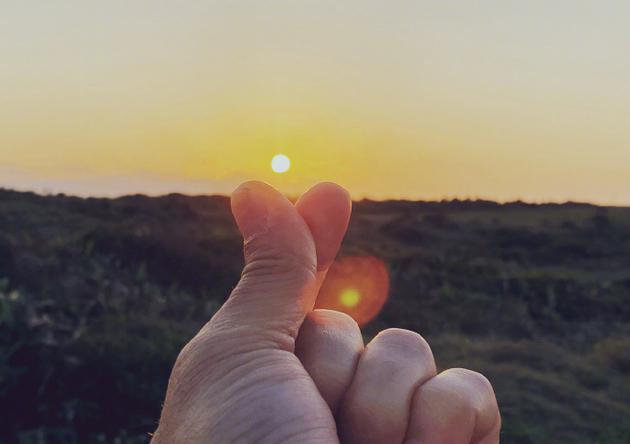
[1,189,629,443]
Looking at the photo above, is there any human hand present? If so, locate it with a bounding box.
[151,181,500,444]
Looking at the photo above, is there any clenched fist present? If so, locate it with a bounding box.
[151,181,500,444]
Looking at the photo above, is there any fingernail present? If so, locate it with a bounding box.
[231,182,269,239]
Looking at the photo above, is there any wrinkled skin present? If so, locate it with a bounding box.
[152,181,501,444]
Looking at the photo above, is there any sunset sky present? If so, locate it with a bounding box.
[2,1,629,203]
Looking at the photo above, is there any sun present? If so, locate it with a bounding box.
[271,154,291,173]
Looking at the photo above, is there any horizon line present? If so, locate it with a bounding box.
[2,185,626,209]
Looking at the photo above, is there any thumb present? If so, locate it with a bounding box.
[210,181,350,350]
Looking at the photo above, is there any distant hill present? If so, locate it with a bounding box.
[1,188,629,444]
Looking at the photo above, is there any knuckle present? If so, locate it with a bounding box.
[306,309,360,332]
[414,369,500,438]
[374,328,433,357]
[433,368,497,419]
[447,368,496,396]
[418,375,476,419]
[437,368,501,436]
[366,329,436,376]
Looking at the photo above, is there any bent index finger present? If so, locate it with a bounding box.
[295,309,364,413]
[296,182,352,273]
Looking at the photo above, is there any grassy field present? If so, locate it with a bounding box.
[1,189,629,443]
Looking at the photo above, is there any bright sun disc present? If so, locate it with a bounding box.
[271,154,291,173]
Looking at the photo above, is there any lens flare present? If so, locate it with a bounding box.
[316,256,389,326]
[340,288,361,308]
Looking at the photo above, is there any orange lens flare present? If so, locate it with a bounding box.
[315,256,390,326]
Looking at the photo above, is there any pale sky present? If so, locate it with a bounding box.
[1,1,629,203]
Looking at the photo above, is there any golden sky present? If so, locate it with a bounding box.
[1,1,629,203]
